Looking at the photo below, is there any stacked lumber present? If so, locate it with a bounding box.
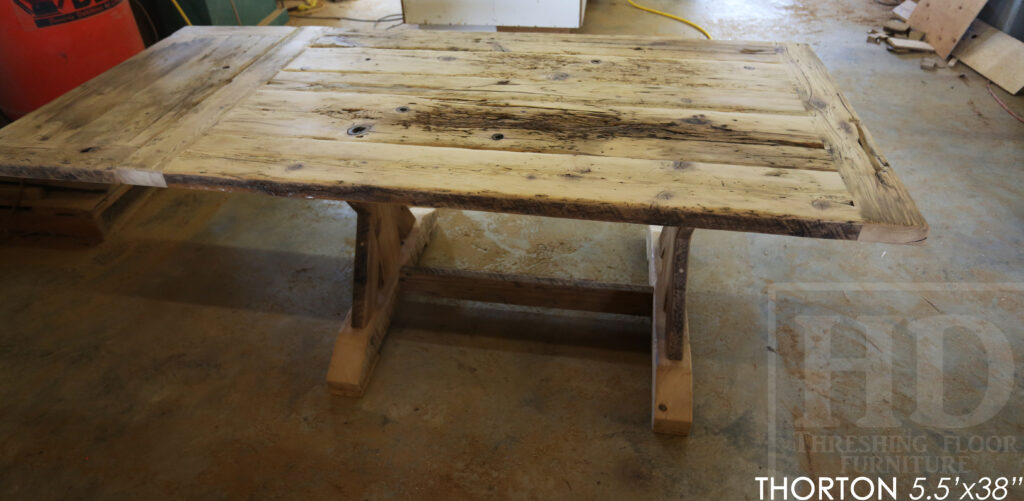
[0,177,153,242]
[869,0,1024,94]
[866,5,937,54]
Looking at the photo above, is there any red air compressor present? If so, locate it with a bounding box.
[0,0,144,119]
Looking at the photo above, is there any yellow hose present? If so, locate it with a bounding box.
[626,0,712,40]
[171,0,192,25]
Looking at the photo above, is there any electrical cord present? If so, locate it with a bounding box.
[626,0,711,39]
[288,12,403,29]
[289,0,319,13]
[170,0,192,25]
[289,12,402,22]
[987,80,1024,124]
[228,0,243,25]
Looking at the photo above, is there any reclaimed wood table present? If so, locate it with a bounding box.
[0,26,927,435]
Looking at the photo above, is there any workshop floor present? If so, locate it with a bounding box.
[2,0,1022,499]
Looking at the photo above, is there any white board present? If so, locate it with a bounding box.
[402,0,586,28]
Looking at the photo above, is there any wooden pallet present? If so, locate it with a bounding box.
[0,177,154,242]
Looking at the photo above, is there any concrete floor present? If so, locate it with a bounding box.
[2,0,1023,499]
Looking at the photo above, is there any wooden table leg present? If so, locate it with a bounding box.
[330,212,695,437]
[326,203,438,396]
[648,226,694,435]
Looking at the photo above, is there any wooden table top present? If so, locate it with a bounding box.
[0,26,927,243]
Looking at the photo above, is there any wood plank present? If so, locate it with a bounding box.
[0,144,136,185]
[123,27,324,180]
[326,207,438,396]
[313,31,785,63]
[268,71,812,114]
[0,27,308,187]
[165,134,865,239]
[908,0,988,58]
[0,34,217,146]
[66,34,286,147]
[401,266,652,315]
[778,44,928,243]
[215,89,834,170]
[648,225,694,435]
[318,30,780,50]
[953,20,1024,94]
[885,37,936,52]
[285,48,796,93]
[0,25,291,146]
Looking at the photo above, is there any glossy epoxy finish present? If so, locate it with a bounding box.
[0,0,1022,498]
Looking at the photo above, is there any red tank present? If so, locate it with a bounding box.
[0,0,144,119]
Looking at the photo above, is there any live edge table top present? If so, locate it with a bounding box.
[0,26,927,243]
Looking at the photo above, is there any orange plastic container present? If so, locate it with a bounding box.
[0,0,144,119]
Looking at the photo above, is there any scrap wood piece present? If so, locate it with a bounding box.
[893,0,917,21]
[908,0,988,58]
[867,29,889,44]
[952,20,1024,94]
[0,184,153,242]
[886,37,936,52]
[884,19,911,34]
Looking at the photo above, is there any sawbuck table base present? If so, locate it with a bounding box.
[326,203,695,435]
